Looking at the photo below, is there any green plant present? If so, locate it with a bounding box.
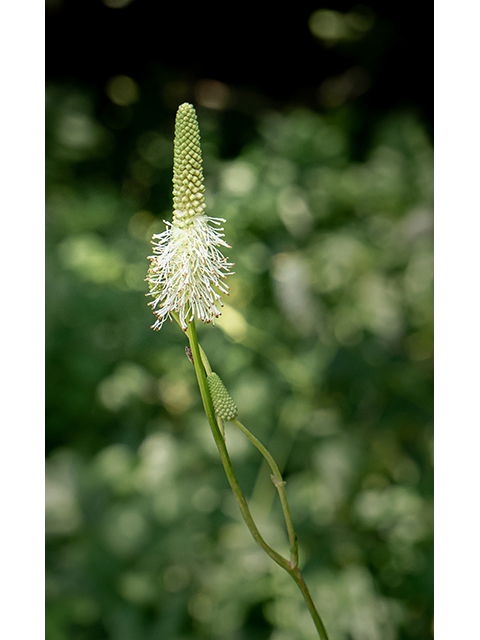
[146,103,330,639]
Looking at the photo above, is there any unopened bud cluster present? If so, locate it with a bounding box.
[172,103,206,227]
[207,373,238,421]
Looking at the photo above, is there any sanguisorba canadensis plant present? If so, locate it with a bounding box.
[146,103,331,640]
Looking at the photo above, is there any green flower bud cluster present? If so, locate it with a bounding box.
[172,103,206,228]
[207,372,238,421]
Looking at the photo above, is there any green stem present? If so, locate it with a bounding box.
[185,320,291,573]
[290,567,331,640]
[231,417,298,568]
[184,318,330,640]
[171,311,211,375]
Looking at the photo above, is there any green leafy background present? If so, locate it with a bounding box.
[46,78,433,640]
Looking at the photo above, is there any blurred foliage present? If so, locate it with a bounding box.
[46,78,433,640]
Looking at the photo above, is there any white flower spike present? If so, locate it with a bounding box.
[146,103,234,331]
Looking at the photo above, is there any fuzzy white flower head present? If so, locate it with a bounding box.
[146,103,234,331]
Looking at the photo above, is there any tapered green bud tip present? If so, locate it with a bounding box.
[207,373,238,421]
[172,102,205,224]
[175,103,198,130]
[178,102,195,113]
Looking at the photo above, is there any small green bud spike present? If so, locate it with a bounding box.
[172,103,206,227]
[207,372,238,421]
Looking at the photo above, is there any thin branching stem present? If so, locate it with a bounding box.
[183,317,330,640]
[231,417,298,567]
[185,319,291,572]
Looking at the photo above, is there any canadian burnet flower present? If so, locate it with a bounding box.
[146,103,234,331]
[144,104,330,640]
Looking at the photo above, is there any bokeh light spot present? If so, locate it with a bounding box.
[45,452,82,535]
[309,9,346,43]
[117,571,156,604]
[135,433,177,493]
[103,506,150,556]
[195,78,231,110]
[276,186,314,238]
[309,7,375,46]
[189,591,213,622]
[221,161,257,195]
[319,66,371,107]
[163,565,190,593]
[102,0,134,8]
[58,233,125,284]
[217,304,248,342]
[95,444,135,492]
[106,74,140,106]
[272,253,319,337]
[97,362,151,411]
[157,376,194,414]
[192,485,220,513]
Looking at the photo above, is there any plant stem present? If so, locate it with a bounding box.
[231,417,298,568]
[184,318,330,640]
[290,566,331,640]
[185,320,291,572]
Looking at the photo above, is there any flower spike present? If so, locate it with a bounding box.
[146,103,234,331]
